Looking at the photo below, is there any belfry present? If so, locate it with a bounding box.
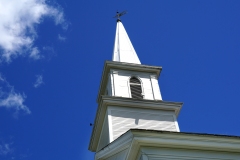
[89,13,240,160]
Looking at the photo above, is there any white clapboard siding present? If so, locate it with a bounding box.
[97,116,110,151]
[106,149,128,160]
[111,109,177,140]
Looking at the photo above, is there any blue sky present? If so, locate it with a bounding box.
[0,0,240,159]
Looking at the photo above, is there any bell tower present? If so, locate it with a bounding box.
[89,14,183,153]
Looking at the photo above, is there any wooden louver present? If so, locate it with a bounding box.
[130,77,143,99]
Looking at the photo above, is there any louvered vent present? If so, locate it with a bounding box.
[130,77,143,99]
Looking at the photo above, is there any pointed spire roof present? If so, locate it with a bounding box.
[112,21,141,64]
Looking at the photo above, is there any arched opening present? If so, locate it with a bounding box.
[130,77,143,99]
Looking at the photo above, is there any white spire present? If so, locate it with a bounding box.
[112,21,141,64]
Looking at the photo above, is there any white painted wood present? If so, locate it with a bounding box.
[106,75,112,96]
[150,75,162,100]
[112,71,119,96]
[105,149,128,160]
[110,72,115,96]
[173,115,180,132]
[141,78,153,100]
[140,155,149,160]
[91,20,240,160]
[95,131,132,160]
[96,61,162,104]
[108,69,161,100]
[95,129,240,160]
[112,21,141,64]
[97,114,110,151]
[108,109,114,142]
[126,130,240,160]
[140,147,240,160]
[90,95,182,152]
[118,79,129,98]
[108,106,178,141]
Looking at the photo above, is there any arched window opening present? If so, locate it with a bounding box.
[130,77,143,99]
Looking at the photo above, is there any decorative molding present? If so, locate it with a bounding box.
[95,129,240,160]
[112,70,118,74]
[126,129,240,160]
[101,96,182,116]
[144,153,238,160]
[150,75,156,79]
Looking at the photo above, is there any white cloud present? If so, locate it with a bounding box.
[0,74,30,115]
[34,75,43,88]
[30,47,41,60]
[43,46,54,53]
[0,143,12,155]
[58,34,66,41]
[0,91,30,114]
[0,0,66,63]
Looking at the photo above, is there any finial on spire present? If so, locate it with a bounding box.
[113,10,127,22]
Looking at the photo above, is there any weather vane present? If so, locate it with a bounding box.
[113,10,127,22]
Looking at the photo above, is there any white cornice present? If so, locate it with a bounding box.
[93,129,240,160]
[126,129,240,159]
[96,61,162,103]
[101,96,182,116]
[88,96,183,152]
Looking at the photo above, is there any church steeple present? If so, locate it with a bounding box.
[89,14,182,153]
[88,13,240,160]
[112,16,141,64]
